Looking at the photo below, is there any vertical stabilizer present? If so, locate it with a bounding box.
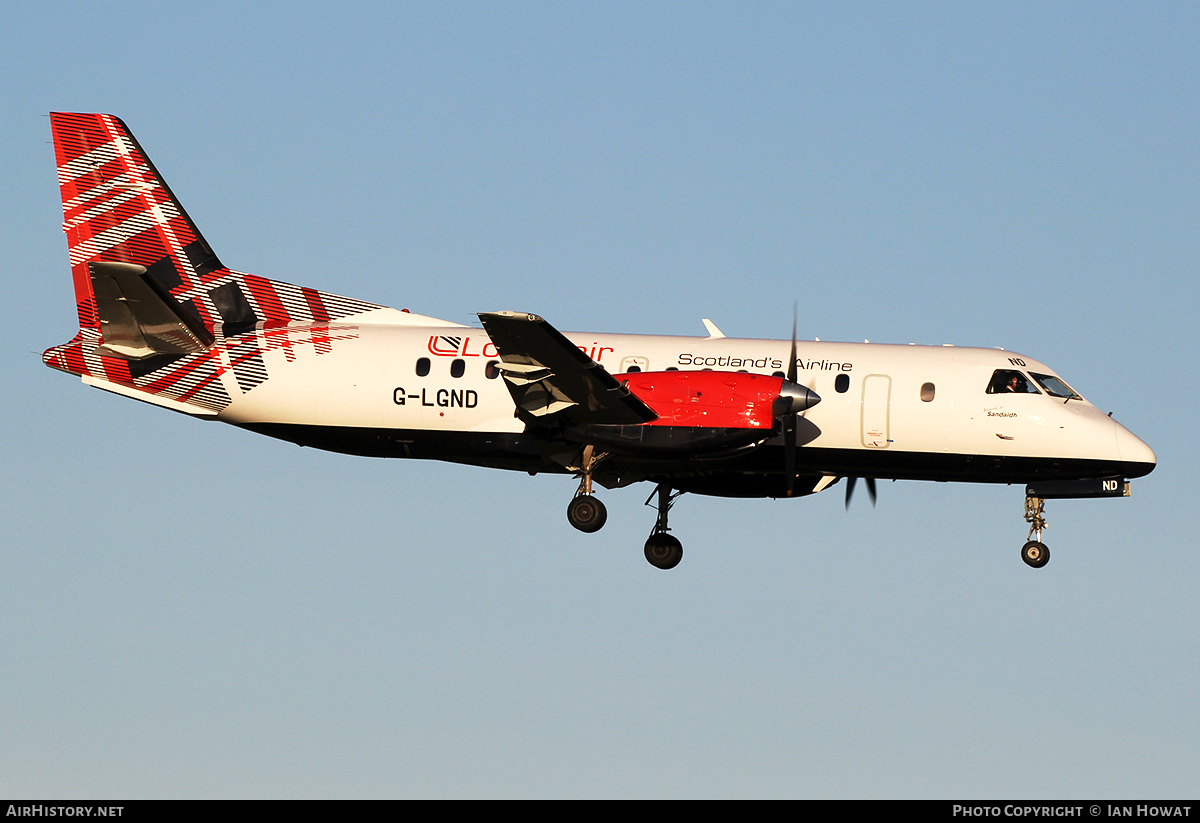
[50,112,223,338]
[43,113,386,414]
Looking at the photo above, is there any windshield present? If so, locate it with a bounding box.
[1029,372,1082,400]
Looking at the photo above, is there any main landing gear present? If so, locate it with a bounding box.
[566,444,608,533]
[643,483,684,570]
[567,494,606,533]
[563,445,686,570]
[1021,496,1050,569]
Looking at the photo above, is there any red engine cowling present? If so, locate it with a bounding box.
[563,371,819,457]
[623,370,783,430]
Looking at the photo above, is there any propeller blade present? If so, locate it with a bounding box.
[783,302,799,495]
[787,302,798,385]
[845,476,877,509]
[784,414,796,495]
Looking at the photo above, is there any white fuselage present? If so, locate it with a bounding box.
[215,315,1155,487]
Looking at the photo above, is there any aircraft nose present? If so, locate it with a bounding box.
[774,381,821,416]
[1113,419,1156,477]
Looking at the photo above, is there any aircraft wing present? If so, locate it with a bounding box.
[478,311,657,426]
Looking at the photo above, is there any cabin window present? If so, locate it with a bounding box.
[835,373,849,393]
[986,369,1039,394]
[485,360,501,379]
[626,365,641,373]
[450,358,465,378]
[920,382,935,402]
[772,371,785,379]
[415,357,431,377]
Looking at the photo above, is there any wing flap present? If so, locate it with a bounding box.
[478,311,656,426]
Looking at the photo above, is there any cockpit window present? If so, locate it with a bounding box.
[986,369,1039,394]
[1029,372,1081,400]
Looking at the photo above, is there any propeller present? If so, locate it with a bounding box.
[775,304,820,496]
[784,308,798,495]
[844,476,877,509]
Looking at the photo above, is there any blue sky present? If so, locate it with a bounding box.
[2,1,1197,798]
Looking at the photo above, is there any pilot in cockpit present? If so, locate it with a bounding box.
[987,369,1035,394]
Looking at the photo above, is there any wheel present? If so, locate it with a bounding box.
[1021,540,1050,569]
[567,495,607,533]
[644,533,683,570]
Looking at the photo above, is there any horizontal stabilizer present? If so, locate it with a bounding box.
[82,375,218,417]
[90,261,214,359]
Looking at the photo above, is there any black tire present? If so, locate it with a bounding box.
[644,533,683,570]
[1021,540,1050,569]
[567,495,607,533]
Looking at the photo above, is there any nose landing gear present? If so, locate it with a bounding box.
[1022,496,1050,568]
[1017,477,1136,569]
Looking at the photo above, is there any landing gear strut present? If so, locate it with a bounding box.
[1022,496,1050,568]
[566,445,608,533]
[643,483,684,570]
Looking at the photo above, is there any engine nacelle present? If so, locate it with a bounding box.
[632,370,818,427]
[563,371,820,456]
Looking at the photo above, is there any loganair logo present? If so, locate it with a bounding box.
[428,336,499,358]
[428,335,614,362]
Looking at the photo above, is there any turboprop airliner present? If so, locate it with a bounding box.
[42,113,1156,570]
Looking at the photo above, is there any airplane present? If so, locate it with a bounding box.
[41,112,1157,570]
